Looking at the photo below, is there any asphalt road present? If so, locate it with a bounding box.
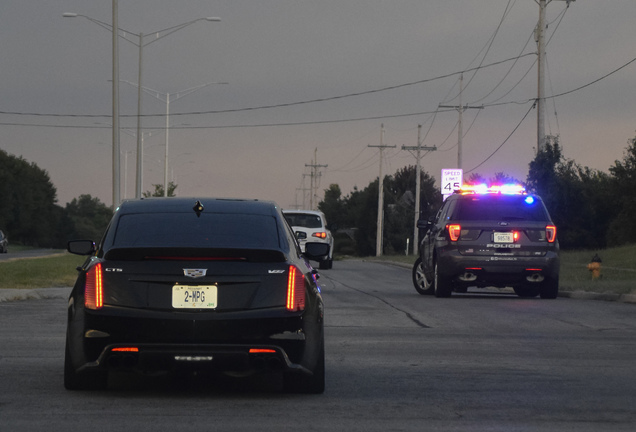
[1,260,636,431]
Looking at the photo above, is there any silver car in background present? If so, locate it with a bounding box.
[283,210,334,269]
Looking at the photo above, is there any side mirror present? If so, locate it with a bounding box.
[67,240,96,256]
[303,242,330,261]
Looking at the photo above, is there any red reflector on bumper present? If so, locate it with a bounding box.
[112,347,139,352]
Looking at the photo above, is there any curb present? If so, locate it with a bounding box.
[377,259,636,304]
[0,287,71,303]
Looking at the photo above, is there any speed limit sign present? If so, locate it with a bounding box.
[441,169,463,200]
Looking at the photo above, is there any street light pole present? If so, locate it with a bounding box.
[112,0,120,208]
[64,12,221,200]
[136,32,144,199]
[119,81,228,197]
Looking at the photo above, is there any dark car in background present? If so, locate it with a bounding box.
[413,185,560,299]
[0,230,7,253]
[65,198,329,393]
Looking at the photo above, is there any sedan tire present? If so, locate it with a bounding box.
[64,340,108,391]
[283,342,325,394]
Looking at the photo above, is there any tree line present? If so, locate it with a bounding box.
[319,134,636,255]
[0,149,172,249]
[2,133,635,253]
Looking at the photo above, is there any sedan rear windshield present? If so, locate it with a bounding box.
[452,196,549,222]
[112,213,280,249]
[284,213,323,229]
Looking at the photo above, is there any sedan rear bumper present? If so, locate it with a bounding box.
[79,342,312,376]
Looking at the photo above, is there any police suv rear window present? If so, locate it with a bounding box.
[452,196,548,222]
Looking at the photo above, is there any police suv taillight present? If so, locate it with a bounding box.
[546,225,557,243]
[446,224,461,242]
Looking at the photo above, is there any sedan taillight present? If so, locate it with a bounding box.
[286,265,305,311]
[85,263,103,310]
[312,232,327,239]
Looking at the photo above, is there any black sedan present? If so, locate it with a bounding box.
[64,198,329,393]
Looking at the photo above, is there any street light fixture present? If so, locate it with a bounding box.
[119,80,228,197]
[63,11,221,201]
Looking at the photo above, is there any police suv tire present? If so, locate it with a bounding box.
[433,261,452,298]
[540,277,559,299]
[412,257,434,295]
[514,287,539,298]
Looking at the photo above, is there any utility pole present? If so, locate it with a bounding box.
[369,124,396,257]
[304,148,327,210]
[300,176,312,209]
[402,124,437,256]
[439,74,483,170]
[536,0,575,153]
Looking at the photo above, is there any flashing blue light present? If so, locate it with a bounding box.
[524,196,535,205]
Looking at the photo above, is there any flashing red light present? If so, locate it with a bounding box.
[447,224,461,242]
[513,231,520,242]
[460,184,526,195]
[112,347,139,352]
[546,225,557,243]
[249,348,277,354]
[312,232,327,239]
[85,263,103,310]
[286,265,305,311]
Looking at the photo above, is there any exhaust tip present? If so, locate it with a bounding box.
[458,272,478,282]
[526,273,545,283]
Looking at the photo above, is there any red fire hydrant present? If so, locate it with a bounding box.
[587,253,602,279]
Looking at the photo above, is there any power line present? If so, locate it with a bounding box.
[0,53,536,119]
[465,102,535,174]
[2,53,635,130]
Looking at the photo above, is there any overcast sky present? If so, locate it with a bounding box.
[1,1,635,209]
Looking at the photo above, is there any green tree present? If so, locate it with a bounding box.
[527,137,609,249]
[607,134,636,245]
[318,184,345,230]
[65,195,113,241]
[0,149,60,247]
[143,182,177,198]
[319,166,441,256]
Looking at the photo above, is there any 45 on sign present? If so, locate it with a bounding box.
[442,169,463,201]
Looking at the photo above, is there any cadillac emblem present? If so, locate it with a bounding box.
[183,268,207,278]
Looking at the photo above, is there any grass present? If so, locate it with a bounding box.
[1,246,635,295]
[0,253,86,289]
[368,244,636,296]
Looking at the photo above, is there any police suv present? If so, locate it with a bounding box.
[412,185,560,299]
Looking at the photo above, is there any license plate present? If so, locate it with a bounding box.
[493,232,514,243]
[172,285,218,309]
